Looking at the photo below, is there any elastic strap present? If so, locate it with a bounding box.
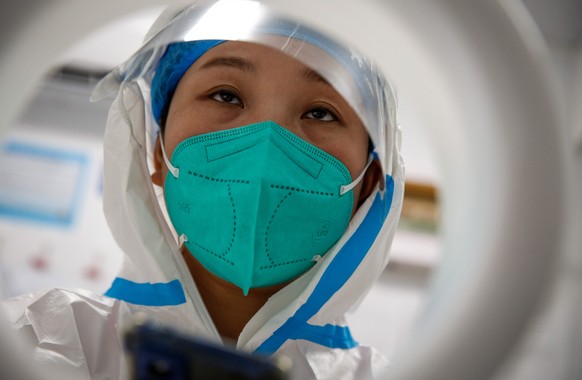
[178,233,188,246]
[339,153,374,196]
[158,131,180,178]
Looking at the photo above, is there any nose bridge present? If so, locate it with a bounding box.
[250,98,305,138]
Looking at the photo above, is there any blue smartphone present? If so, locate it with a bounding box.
[124,320,292,380]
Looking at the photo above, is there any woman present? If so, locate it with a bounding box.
[4,1,404,378]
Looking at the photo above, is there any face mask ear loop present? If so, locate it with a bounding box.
[178,233,189,247]
[339,153,374,196]
[158,131,180,178]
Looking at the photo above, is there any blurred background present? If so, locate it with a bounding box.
[0,1,580,379]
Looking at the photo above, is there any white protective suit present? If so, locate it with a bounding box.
[2,1,404,379]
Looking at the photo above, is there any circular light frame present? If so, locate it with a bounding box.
[0,1,564,379]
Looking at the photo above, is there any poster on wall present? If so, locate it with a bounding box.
[0,140,88,227]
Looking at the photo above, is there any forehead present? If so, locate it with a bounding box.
[192,40,316,72]
[188,41,332,89]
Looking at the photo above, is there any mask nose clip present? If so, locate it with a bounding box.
[339,153,374,196]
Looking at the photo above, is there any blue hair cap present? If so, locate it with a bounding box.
[151,40,225,125]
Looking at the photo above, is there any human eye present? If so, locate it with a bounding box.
[210,89,243,106]
[303,107,338,122]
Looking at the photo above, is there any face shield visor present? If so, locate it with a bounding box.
[96,0,398,181]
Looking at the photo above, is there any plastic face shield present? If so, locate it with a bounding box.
[101,0,398,179]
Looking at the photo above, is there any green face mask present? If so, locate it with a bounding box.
[161,121,371,295]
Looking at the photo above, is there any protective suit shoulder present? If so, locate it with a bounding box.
[280,339,390,380]
[2,288,130,380]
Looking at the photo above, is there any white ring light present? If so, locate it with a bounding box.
[0,1,564,379]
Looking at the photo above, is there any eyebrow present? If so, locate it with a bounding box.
[199,56,256,73]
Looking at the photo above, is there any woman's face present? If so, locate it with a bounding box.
[155,41,377,212]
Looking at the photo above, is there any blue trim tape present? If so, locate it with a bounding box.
[255,176,394,353]
[284,318,358,349]
[105,278,186,306]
